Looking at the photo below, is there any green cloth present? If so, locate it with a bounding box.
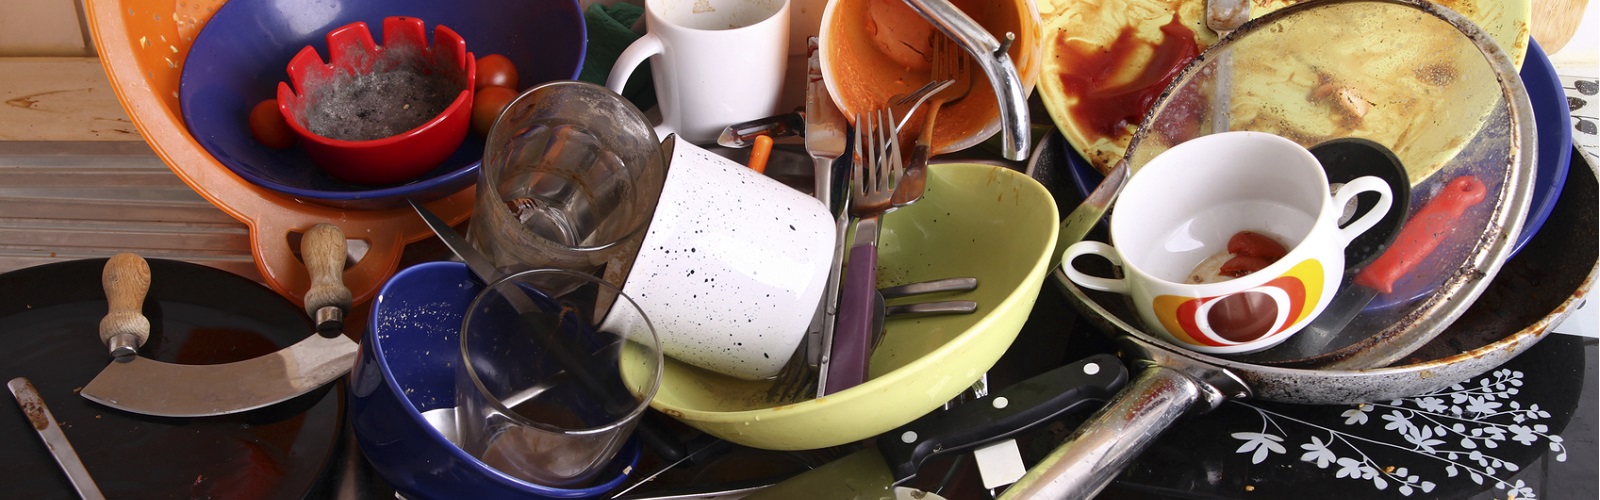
[579,2,656,112]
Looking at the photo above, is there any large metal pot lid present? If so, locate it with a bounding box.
[1033,118,1593,405]
[1063,0,1540,375]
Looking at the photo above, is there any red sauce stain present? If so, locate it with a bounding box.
[1057,13,1200,139]
[168,327,301,499]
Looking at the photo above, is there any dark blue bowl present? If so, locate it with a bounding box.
[349,262,638,498]
[180,0,587,210]
[1518,38,1574,257]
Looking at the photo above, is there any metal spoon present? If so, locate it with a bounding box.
[870,277,980,351]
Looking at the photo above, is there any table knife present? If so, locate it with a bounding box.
[10,377,106,500]
[803,36,853,395]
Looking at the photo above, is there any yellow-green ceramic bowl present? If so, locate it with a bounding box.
[627,163,1059,450]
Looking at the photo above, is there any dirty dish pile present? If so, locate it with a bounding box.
[623,163,1059,451]
[179,0,586,209]
[349,262,641,498]
[1052,38,1573,262]
[1005,1,1541,496]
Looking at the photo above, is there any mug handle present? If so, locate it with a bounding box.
[1333,175,1394,246]
[605,34,675,139]
[1061,241,1130,294]
[605,33,663,98]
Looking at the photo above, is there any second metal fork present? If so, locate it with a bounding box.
[893,35,974,207]
[820,107,903,396]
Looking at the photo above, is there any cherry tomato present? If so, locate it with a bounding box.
[248,99,296,149]
[1226,231,1287,260]
[1220,255,1275,278]
[476,54,519,91]
[472,85,519,136]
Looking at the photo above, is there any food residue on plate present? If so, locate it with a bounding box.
[1056,13,1199,144]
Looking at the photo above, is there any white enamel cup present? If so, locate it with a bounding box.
[600,135,834,380]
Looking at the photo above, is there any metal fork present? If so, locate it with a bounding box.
[822,107,903,396]
[894,35,974,207]
[767,331,814,402]
[768,276,977,403]
[767,108,903,402]
[889,78,953,134]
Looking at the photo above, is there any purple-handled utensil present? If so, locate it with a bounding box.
[824,108,903,395]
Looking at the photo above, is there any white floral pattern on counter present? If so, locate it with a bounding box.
[1229,368,1567,498]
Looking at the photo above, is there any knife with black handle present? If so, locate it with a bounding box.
[876,353,1128,484]
[748,353,1129,498]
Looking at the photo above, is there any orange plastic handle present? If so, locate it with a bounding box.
[1353,175,1487,294]
[86,0,477,308]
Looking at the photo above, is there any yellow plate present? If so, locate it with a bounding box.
[1037,0,1532,174]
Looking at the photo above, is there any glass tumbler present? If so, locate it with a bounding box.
[455,268,663,487]
[470,80,668,277]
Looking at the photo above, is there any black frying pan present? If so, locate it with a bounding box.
[0,258,342,499]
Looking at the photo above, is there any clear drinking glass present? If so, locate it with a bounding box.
[455,268,663,487]
[469,80,667,276]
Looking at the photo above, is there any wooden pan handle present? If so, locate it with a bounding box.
[301,224,352,335]
[100,253,151,359]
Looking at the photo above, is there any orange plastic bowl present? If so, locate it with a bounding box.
[85,0,581,307]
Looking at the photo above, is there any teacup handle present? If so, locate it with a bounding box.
[1061,241,1130,294]
[1333,175,1394,246]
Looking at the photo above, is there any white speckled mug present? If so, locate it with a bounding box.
[599,135,835,380]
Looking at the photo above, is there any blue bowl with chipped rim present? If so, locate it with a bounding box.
[348,261,638,498]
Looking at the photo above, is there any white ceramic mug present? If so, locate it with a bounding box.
[1061,131,1393,354]
[600,135,834,380]
[605,0,791,145]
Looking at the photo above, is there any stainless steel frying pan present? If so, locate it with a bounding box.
[1005,0,1594,496]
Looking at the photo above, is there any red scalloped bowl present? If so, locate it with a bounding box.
[278,17,477,186]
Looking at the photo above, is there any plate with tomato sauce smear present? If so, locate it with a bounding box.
[1035,0,1531,176]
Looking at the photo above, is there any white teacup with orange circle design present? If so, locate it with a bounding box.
[1061,131,1393,354]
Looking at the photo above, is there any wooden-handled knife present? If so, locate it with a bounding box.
[79,224,359,417]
